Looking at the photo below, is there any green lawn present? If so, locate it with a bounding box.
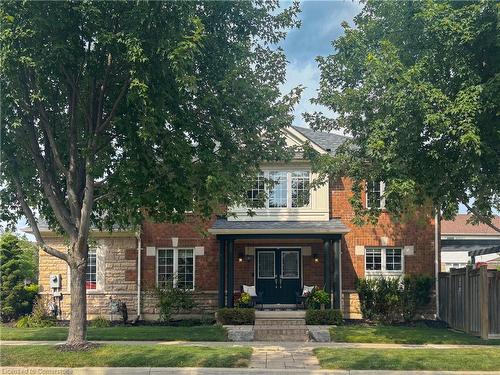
[0,325,227,341]
[1,344,251,368]
[330,324,500,345]
[314,348,500,371]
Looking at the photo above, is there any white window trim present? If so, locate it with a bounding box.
[365,247,404,275]
[156,248,196,290]
[366,181,386,209]
[264,170,311,209]
[86,248,98,291]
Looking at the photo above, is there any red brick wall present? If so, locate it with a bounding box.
[138,177,436,300]
[331,177,436,290]
[141,217,219,291]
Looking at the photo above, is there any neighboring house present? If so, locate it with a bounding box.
[441,214,500,271]
[33,126,437,320]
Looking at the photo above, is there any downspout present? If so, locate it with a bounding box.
[434,211,440,319]
[136,227,142,321]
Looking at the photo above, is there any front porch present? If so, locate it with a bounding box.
[209,219,350,311]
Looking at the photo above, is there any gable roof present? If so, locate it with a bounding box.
[441,214,500,236]
[291,126,349,155]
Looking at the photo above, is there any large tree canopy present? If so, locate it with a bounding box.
[0,1,300,345]
[306,0,499,229]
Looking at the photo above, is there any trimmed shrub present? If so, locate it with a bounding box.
[401,274,434,322]
[356,274,434,323]
[217,308,255,325]
[305,309,343,325]
[89,315,111,328]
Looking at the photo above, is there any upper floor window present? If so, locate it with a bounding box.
[157,248,195,290]
[247,172,265,205]
[291,171,310,208]
[247,170,311,209]
[269,171,288,208]
[366,181,385,209]
[86,249,97,290]
[365,247,403,274]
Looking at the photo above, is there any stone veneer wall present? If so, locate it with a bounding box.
[38,234,138,320]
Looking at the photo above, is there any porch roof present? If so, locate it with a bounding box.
[208,218,349,235]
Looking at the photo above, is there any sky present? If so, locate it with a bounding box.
[279,0,363,126]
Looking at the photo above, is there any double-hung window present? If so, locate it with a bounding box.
[86,249,97,290]
[366,181,385,209]
[157,248,195,290]
[365,247,403,274]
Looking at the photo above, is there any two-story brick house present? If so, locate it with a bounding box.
[35,126,438,320]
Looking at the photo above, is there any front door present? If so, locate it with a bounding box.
[256,248,301,304]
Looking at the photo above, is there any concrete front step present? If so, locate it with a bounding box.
[255,310,305,319]
[253,329,309,341]
[254,318,305,326]
[253,317,309,341]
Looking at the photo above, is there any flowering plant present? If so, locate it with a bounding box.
[237,292,252,307]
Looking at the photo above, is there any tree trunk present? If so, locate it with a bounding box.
[67,262,87,345]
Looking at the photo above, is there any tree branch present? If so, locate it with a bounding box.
[36,104,68,175]
[10,160,69,263]
[76,166,95,253]
[463,201,500,233]
[96,52,113,127]
[95,78,130,136]
[20,115,77,239]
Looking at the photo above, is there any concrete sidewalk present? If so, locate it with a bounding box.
[2,368,500,375]
[1,340,498,349]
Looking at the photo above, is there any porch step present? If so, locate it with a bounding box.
[255,310,305,319]
[254,316,308,342]
[255,318,305,326]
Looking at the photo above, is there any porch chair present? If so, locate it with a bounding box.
[240,285,264,310]
[295,285,314,310]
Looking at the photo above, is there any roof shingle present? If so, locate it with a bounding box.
[441,214,500,235]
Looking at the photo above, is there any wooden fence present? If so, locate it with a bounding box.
[439,266,499,339]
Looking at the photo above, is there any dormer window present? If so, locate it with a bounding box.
[366,181,385,209]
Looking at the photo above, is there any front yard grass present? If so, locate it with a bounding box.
[330,324,500,345]
[1,344,251,368]
[0,325,227,341]
[314,348,500,371]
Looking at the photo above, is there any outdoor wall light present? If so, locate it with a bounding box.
[238,253,253,262]
[313,254,319,263]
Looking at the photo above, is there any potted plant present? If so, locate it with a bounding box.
[236,292,252,308]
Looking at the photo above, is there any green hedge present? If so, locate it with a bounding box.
[217,308,255,325]
[305,309,343,325]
